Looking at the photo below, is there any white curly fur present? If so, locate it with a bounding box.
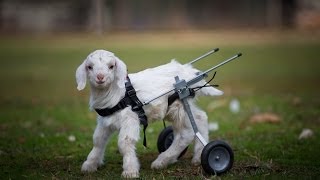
[76,50,223,178]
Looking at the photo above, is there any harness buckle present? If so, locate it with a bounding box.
[127,88,136,96]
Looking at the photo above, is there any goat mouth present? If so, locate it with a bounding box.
[96,80,105,85]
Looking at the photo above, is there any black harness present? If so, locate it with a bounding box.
[95,77,148,147]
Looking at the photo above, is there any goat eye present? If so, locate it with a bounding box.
[109,65,114,70]
[87,65,93,70]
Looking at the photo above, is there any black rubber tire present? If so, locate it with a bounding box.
[157,126,188,158]
[201,140,234,175]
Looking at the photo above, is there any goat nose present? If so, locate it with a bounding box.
[97,74,104,81]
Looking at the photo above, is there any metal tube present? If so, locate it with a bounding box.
[143,52,242,105]
[203,53,242,75]
[187,48,219,65]
[181,98,199,133]
[182,90,208,145]
[143,89,174,105]
[187,53,242,86]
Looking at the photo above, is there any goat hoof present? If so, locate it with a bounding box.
[121,170,139,178]
[191,158,201,166]
[191,154,201,166]
[151,160,166,169]
[81,161,98,172]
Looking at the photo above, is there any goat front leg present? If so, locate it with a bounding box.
[118,117,140,178]
[81,120,113,172]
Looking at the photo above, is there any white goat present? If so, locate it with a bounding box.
[76,50,223,178]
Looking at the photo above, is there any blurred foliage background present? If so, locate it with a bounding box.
[1,0,320,33]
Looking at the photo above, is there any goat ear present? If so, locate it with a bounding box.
[75,60,87,91]
[115,57,127,88]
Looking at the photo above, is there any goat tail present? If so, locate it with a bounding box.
[198,86,223,96]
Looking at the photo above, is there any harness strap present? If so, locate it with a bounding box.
[95,77,148,147]
[125,78,148,147]
[95,97,130,117]
[168,92,179,107]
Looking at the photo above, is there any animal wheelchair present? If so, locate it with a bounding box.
[143,48,242,175]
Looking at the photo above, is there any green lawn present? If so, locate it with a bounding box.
[0,31,320,179]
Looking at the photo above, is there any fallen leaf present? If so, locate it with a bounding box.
[292,96,302,106]
[208,122,219,131]
[18,137,26,144]
[249,113,281,124]
[68,135,76,142]
[298,128,314,140]
[229,98,240,113]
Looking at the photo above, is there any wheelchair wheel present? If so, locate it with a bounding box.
[201,140,234,175]
[157,126,188,158]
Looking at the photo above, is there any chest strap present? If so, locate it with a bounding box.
[95,77,148,147]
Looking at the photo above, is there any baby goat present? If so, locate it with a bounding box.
[76,50,223,178]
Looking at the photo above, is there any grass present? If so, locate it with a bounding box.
[0,31,320,179]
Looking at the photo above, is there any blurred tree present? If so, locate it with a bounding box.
[282,0,297,27]
[93,0,104,34]
[0,0,314,33]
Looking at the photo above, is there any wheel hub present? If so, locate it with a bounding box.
[215,156,220,161]
[208,147,230,172]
